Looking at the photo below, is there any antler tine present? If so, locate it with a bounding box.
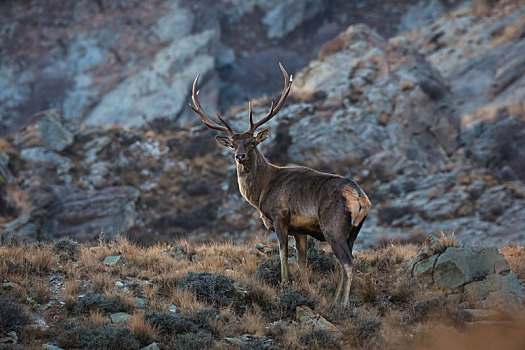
[216,111,234,135]
[189,75,234,135]
[248,102,254,131]
[249,62,293,133]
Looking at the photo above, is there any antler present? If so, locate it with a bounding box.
[249,62,293,133]
[189,75,234,135]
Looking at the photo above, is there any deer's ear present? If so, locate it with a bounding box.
[255,128,270,145]
[215,135,232,148]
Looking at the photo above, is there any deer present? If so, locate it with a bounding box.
[189,63,371,307]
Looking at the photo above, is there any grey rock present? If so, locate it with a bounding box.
[141,343,161,350]
[40,186,139,241]
[20,147,74,177]
[295,305,343,336]
[104,256,123,266]
[464,273,524,301]
[223,337,244,346]
[480,291,525,314]
[2,282,20,289]
[43,344,64,350]
[134,297,148,308]
[84,30,217,129]
[433,246,509,289]
[408,235,446,271]
[262,0,326,39]
[15,109,73,152]
[272,24,459,173]
[0,214,39,241]
[412,255,437,285]
[6,331,17,341]
[464,114,525,182]
[110,312,129,324]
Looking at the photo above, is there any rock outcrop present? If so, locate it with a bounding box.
[410,235,525,314]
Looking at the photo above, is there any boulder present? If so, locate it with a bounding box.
[464,273,525,314]
[295,305,343,336]
[433,246,510,289]
[412,255,438,286]
[410,238,524,315]
[104,256,124,266]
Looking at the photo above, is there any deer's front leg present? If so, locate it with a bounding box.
[273,211,290,284]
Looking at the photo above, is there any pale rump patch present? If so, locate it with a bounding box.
[342,185,372,226]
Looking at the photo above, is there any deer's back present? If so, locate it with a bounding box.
[259,166,369,238]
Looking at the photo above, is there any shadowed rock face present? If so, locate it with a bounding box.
[1,0,525,245]
[40,186,139,241]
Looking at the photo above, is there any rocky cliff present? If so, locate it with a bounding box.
[1,0,525,245]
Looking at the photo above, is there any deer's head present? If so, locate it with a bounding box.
[189,63,292,166]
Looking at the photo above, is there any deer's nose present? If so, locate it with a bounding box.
[235,153,246,162]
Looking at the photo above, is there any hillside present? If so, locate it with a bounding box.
[1,236,524,349]
[1,0,525,246]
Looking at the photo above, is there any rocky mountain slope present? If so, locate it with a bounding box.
[1,0,525,245]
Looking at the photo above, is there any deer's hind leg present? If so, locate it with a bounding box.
[295,234,308,271]
[320,216,355,307]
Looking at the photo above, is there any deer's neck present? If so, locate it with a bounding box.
[236,149,274,209]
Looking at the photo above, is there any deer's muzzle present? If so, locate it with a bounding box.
[235,153,247,162]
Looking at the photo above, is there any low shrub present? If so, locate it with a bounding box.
[57,323,140,349]
[0,295,29,335]
[255,257,282,286]
[144,312,198,336]
[350,315,382,345]
[53,238,79,261]
[278,288,314,319]
[72,293,130,315]
[307,246,336,273]
[175,330,215,350]
[179,272,236,307]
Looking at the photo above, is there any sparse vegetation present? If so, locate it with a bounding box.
[57,323,141,350]
[307,244,337,273]
[0,238,523,349]
[178,271,237,307]
[52,238,79,261]
[255,256,282,286]
[279,288,315,319]
[0,295,29,335]
[71,292,131,315]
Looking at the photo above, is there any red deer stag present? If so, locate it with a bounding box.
[189,63,371,306]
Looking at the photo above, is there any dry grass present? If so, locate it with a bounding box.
[63,279,79,310]
[0,238,523,349]
[85,309,108,328]
[128,312,160,344]
[500,243,525,280]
